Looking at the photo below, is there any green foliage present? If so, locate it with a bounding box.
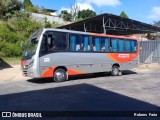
[78,9,96,19]
[120,11,129,18]
[23,0,33,9]
[60,10,72,21]
[0,0,22,19]
[0,22,19,43]
[0,41,22,57]
[44,17,51,28]
[0,11,44,57]
[25,6,39,13]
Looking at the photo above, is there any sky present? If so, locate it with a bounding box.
[21,0,160,24]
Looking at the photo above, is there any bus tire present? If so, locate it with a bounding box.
[111,66,120,76]
[54,68,67,82]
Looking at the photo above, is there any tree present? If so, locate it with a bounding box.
[0,0,22,19]
[0,0,3,18]
[70,4,80,21]
[25,6,38,13]
[120,11,129,18]
[23,0,33,9]
[153,20,160,27]
[78,9,96,19]
[60,10,72,21]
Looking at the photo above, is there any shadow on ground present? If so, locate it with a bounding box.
[0,58,12,70]
[27,70,137,84]
[0,83,159,120]
[122,70,137,75]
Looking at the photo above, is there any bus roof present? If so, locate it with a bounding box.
[43,28,137,40]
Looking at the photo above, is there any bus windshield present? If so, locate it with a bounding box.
[23,30,42,58]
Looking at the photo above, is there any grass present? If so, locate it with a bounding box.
[1,57,21,65]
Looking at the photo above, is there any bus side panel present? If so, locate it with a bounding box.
[39,52,138,78]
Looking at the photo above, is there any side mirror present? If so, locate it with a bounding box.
[20,40,24,48]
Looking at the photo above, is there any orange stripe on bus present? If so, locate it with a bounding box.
[68,68,86,75]
[40,67,56,78]
[40,67,86,78]
[106,53,139,63]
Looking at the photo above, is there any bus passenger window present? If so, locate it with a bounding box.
[131,40,137,52]
[101,37,109,52]
[70,35,76,51]
[70,34,90,52]
[125,40,131,52]
[55,35,67,50]
[119,39,124,52]
[70,34,81,51]
[111,38,118,52]
[92,37,100,52]
[82,36,89,51]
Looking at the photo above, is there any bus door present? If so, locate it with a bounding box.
[39,31,67,77]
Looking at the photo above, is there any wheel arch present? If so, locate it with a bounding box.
[112,63,120,68]
[54,66,67,73]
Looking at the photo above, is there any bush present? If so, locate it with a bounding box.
[0,42,22,57]
[0,21,21,43]
[0,11,62,57]
[25,6,39,13]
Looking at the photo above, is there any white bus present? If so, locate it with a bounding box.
[21,28,139,82]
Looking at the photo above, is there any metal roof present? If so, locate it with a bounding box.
[58,13,160,35]
[45,9,57,12]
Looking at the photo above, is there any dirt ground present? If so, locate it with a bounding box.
[0,65,30,83]
[0,63,160,84]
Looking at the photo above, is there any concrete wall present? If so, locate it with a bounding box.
[29,12,64,24]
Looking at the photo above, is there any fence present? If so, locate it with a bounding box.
[139,40,160,64]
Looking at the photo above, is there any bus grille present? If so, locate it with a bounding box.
[23,70,28,76]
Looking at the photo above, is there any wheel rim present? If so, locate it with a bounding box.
[54,69,66,82]
[112,67,119,76]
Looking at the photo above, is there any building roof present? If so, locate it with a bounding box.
[45,9,57,13]
[58,13,160,35]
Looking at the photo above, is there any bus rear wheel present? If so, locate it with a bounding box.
[111,66,120,76]
[54,68,67,82]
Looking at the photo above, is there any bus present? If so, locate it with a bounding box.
[21,28,139,82]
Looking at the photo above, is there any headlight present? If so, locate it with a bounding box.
[29,59,34,68]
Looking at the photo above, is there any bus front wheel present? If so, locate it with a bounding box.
[111,66,120,76]
[54,68,67,82]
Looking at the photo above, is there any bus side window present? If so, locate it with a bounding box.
[101,37,109,52]
[111,38,118,52]
[92,37,100,52]
[119,39,124,52]
[70,34,81,51]
[41,36,49,53]
[70,35,76,51]
[82,35,89,51]
[125,40,131,52]
[131,40,137,52]
[70,34,90,52]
